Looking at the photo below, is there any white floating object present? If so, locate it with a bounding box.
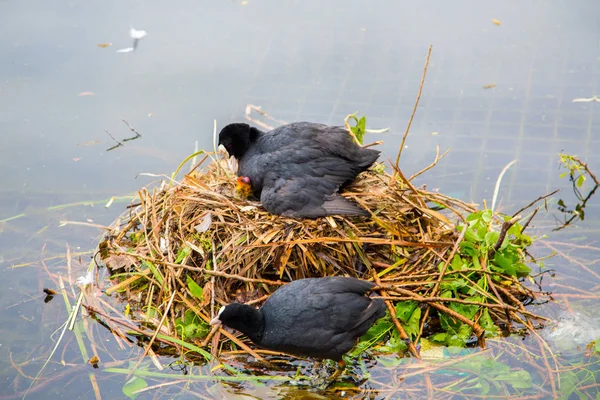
[572,95,600,103]
[116,47,134,53]
[76,269,94,286]
[130,27,147,39]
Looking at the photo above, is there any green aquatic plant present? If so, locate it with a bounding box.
[555,153,599,231]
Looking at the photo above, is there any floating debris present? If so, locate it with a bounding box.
[572,95,600,103]
[492,19,501,26]
[483,84,497,89]
[76,269,94,286]
[116,26,148,53]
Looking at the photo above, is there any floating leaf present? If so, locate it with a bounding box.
[492,19,501,26]
[123,376,147,399]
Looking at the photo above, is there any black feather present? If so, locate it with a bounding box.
[217,122,380,218]
[212,277,386,361]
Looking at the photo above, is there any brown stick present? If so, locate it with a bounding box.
[372,272,421,359]
[393,45,433,174]
[409,145,451,182]
[489,215,521,258]
[511,189,559,218]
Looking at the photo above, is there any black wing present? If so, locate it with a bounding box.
[259,163,369,218]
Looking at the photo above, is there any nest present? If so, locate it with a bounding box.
[96,153,546,362]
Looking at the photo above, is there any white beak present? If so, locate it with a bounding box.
[209,305,226,326]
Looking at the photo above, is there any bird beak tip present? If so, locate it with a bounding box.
[209,317,221,326]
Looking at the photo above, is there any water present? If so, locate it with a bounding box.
[1,0,599,398]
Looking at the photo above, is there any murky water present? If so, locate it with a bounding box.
[1,0,599,399]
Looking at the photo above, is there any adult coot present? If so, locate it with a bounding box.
[218,122,380,218]
[209,277,386,363]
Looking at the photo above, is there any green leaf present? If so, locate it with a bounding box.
[441,279,468,292]
[449,301,479,320]
[404,306,421,338]
[559,172,567,179]
[492,253,517,276]
[430,332,447,343]
[481,209,493,223]
[141,260,164,285]
[514,262,532,278]
[186,275,203,299]
[576,174,586,187]
[123,376,148,399]
[594,340,600,353]
[355,315,392,354]
[395,301,418,323]
[175,246,192,264]
[496,370,532,389]
[459,241,478,256]
[450,254,465,270]
[479,377,491,395]
[446,324,472,347]
[484,231,500,248]
[466,211,483,222]
[479,308,498,337]
[380,329,408,353]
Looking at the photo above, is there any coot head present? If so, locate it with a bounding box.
[210,303,264,343]
[218,123,261,159]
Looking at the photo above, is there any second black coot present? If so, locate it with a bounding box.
[218,122,380,218]
[209,276,386,361]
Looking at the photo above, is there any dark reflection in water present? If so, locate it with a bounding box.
[1,0,600,398]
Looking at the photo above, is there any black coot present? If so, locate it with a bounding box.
[209,277,386,361]
[218,122,380,218]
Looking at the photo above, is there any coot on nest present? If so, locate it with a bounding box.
[218,122,380,218]
[209,277,386,362]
